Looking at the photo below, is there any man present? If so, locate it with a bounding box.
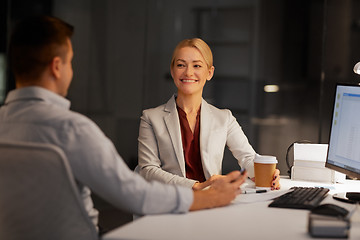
[0,15,247,230]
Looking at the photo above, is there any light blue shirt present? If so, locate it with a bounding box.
[0,86,193,226]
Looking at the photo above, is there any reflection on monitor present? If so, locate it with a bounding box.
[325,83,360,203]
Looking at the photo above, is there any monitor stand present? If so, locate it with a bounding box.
[333,192,360,203]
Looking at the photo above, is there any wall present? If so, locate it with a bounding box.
[53,0,148,168]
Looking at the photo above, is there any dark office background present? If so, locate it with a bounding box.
[1,0,360,231]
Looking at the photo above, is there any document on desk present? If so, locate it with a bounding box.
[232,188,289,204]
[232,179,289,204]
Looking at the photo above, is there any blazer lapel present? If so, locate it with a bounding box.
[164,96,186,177]
[200,99,213,179]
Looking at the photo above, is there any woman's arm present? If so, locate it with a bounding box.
[225,110,281,189]
[225,110,256,178]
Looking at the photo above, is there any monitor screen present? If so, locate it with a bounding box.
[325,83,360,179]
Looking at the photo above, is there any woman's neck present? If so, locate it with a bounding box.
[176,93,202,115]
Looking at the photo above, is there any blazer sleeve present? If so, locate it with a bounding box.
[225,110,256,178]
[137,110,197,188]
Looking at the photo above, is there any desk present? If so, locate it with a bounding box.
[103,178,360,240]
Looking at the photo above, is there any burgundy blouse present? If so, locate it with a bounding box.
[177,106,206,182]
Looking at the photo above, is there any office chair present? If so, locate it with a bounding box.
[0,141,98,240]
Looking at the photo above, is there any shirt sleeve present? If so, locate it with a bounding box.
[62,116,193,215]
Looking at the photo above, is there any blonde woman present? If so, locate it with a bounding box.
[137,38,280,191]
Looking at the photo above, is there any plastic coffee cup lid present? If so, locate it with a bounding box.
[254,154,278,164]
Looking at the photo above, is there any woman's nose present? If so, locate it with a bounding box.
[185,66,194,76]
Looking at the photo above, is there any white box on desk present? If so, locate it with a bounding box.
[291,143,345,183]
[291,165,345,183]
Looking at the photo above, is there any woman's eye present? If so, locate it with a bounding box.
[176,64,185,67]
[194,64,202,68]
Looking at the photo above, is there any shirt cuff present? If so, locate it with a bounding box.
[174,186,193,213]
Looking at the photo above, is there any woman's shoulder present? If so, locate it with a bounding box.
[141,100,173,121]
[142,96,176,116]
[203,100,233,117]
[143,102,166,112]
[203,102,238,128]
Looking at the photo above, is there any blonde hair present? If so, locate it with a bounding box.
[170,38,213,70]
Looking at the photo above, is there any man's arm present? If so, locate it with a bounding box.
[67,118,246,214]
[190,171,246,210]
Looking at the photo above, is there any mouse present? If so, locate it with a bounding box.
[311,203,349,217]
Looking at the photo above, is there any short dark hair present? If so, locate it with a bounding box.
[9,15,74,82]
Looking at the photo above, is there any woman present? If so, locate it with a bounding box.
[137,38,280,190]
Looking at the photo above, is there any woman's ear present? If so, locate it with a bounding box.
[170,67,174,80]
[50,56,62,79]
[207,66,215,81]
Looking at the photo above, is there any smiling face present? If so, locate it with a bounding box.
[171,46,214,98]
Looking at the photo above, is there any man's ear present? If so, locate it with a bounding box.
[50,56,62,79]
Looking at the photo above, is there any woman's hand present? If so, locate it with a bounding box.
[250,169,281,190]
[271,169,281,190]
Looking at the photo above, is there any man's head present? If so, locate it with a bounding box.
[9,15,74,96]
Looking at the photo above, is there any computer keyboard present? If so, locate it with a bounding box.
[268,187,330,209]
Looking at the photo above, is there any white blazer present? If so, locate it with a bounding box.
[137,95,256,188]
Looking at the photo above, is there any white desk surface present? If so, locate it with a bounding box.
[103,177,360,240]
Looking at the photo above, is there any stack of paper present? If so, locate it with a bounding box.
[291,143,345,183]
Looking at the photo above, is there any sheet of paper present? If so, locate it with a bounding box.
[233,188,289,204]
[232,179,289,204]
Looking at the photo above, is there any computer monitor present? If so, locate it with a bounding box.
[325,83,360,203]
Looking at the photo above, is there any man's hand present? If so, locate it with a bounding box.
[190,170,247,211]
[192,174,226,191]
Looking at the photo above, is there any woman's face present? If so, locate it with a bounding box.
[171,47,214,97]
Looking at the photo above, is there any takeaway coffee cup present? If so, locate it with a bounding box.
[254,154,278,190]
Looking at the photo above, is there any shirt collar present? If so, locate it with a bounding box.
[5,86,71,109]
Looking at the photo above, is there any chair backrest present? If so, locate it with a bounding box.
[0,141,98,240]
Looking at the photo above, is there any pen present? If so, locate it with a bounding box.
[243,189,268,194]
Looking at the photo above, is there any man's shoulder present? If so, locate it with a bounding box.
[60,109,97,128]
[34,104,96,131]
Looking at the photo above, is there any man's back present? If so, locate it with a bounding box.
[1,87,80,141]
[0,86,102,225]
